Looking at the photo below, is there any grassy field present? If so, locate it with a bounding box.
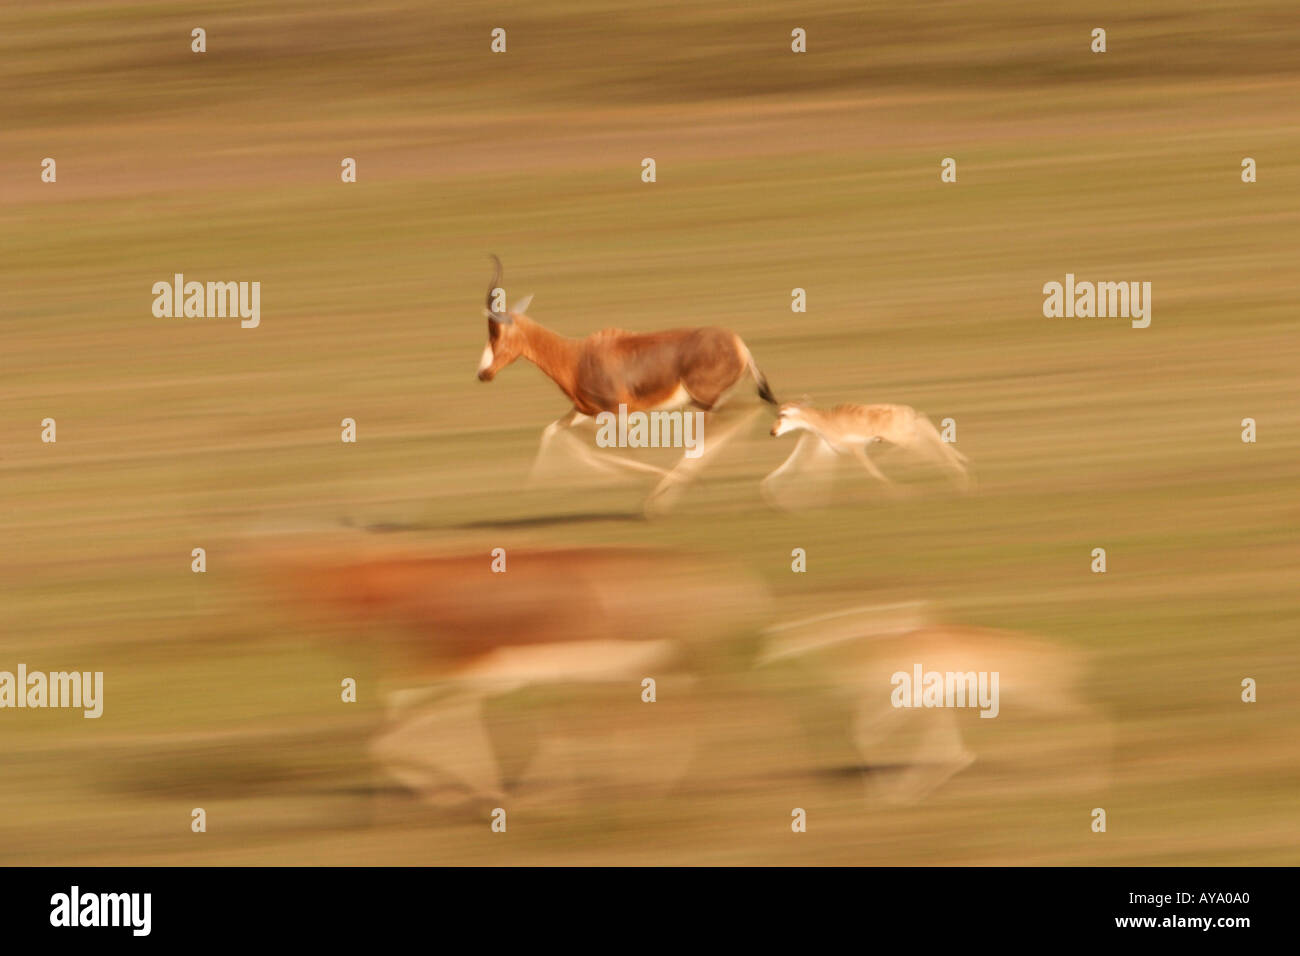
[2,1,1298,865]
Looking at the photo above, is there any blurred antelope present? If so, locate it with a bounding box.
[761,605,1108,803]
[476,256,777,513]
[763,401,971,506]
[258,536,767,807]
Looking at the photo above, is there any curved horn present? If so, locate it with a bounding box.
[484,254,511,323]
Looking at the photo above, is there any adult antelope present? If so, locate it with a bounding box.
[476,256,777,512]
[256,535,767,807]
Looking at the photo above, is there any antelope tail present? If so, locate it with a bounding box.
[738,340,777,405]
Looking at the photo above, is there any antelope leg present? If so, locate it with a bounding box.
[645,408,761,514]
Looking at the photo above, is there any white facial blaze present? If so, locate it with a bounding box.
[477,341,495,374]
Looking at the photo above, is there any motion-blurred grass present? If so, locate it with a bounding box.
[2,1,1298,864]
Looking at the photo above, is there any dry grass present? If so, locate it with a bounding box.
[1,0,1297,864]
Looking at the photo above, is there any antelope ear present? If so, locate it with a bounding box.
[510,294,533,315]
[483,308,513,325]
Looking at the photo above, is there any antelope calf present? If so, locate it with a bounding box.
[763,401,971,505]
[476,256,777,513]
[760,606,1108,804]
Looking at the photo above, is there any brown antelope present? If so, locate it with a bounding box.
[476,256,777,512]
[763,401,971,506]
[256,535,767,806]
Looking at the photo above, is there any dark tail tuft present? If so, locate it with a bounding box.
[739,339,778,405]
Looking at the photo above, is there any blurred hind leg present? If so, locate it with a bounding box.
[851,444,902,497]
[762,434,835,509]
[531,410,669,483]
[912,421,971,490]
[370,692,504,806]
[887,709,976,803]
[645,408,760,514]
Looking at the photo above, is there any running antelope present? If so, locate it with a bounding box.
[476,256,777,513]
[760,605,1108,804]
[762,401,971,506]
[257,536,767,807]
